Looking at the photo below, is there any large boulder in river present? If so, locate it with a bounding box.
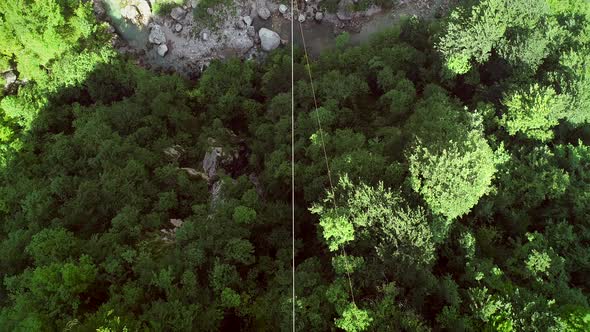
[258,28,280,52]
[120,0,151,26]
[148,24,166,44]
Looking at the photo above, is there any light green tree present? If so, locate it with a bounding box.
[501,84,566,141]
[335,303,373,332]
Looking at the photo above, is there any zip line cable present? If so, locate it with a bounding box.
[293,3,356,306]
[290,0,296,330]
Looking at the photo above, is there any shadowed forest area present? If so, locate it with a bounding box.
[1,0,590,331]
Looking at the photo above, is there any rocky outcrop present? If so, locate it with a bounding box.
[163,145,184,160]
[259,28,280,51]
[203,147,223,179]
[148,24,166,44]
[120,0,151,26]
[160,218,184,242]
[3,71,17,89]
[180,167,209,180]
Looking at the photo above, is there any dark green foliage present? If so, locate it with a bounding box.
[0,0,589,330]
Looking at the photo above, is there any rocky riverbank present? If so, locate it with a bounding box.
[93,0,455,77]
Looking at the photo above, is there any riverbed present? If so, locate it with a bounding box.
[100,0,452,75]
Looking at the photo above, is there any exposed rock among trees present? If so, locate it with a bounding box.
[3,71,17,88]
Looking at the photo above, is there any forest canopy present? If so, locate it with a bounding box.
[0,0,590,331]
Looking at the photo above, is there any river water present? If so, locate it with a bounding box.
[252,12,398,57]
[103,0,150,49]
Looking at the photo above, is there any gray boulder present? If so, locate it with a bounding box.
[229,34,254,53]
[120,0,151,26]
[170,7,187,21]
[148,24,166,44]
[259,28,281,51]
[243,15,253,26]
[279,4,288,14]
[315,11,324,21]
[201,30,210,41]
[157,44,168,56]
[257,6,271,20]
[246,26,256,38]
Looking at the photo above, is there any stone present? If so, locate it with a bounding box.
[315,11,324,21]
[157,44,168,56]
[279,4,288,14]
[258,27,280,51]
[135,0,151,25]
[243,15,252,26]
[228,34,254,53]
[246,26,256,38]
[148,24,166,44]
[121,5,140,23]
[175,23,183,32]
[170,7,187,21]
[298,13,306,23]
[180,168,209,180]
[3,71,17,88]
[190,0,198,7]
[170,219,183,228]
[257,6,271,20]
[337,0,354,21]
[120,0,151,26]
[201,30,210,41]
[236,20,246,29]
[163,146,182,159]
[207,8,214,15]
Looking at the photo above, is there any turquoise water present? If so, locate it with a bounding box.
[103,0,150,49]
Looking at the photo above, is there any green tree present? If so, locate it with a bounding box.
[501,84,566,141]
